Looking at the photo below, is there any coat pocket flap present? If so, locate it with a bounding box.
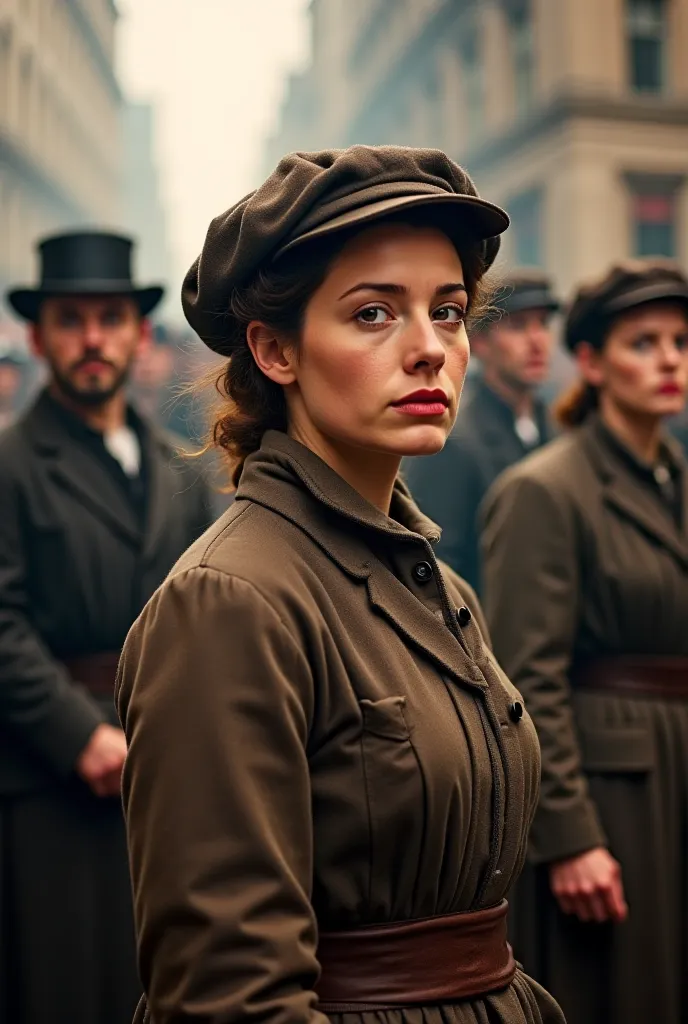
[579,726,654,772]
[359,697,410,741]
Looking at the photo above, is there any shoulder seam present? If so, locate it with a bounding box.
[167,560,312,673]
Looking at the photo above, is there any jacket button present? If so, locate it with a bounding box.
[456,605,472,627]
[509,700,524,723]
[412,561,433,583]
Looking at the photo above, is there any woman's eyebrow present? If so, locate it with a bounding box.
[338,283,406,300]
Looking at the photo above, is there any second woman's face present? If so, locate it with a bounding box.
[585,302,688,419]
[285,223,471,458]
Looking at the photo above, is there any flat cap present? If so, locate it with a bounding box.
[491,269,561,317]
[565,258,688,351]
[182,145,509,354]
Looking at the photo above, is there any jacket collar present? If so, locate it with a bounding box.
[469,376,552,445]
[20,389,177,556]
[236,430,441,577]
[580,413,688,567]
[235,431,488,691]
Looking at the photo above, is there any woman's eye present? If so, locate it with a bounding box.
[433,305,465,324]
[631,336,652,352]
[356,306,392,325]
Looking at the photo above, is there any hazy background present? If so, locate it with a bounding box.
[117,0,311,289]
[2,0,687,440]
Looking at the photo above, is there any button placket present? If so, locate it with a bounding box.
[456,605,471,627]
[412,560,433,584]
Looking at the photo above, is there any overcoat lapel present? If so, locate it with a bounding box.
[581,419,688,568]
[23,393,140,546]
[238,431,487,691]
[139,425,181,563]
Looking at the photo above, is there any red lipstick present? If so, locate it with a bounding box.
[658,382,682,395]
[391,388,449,417]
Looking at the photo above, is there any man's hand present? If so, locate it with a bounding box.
[549,846,627,923]
[75,723,127,797]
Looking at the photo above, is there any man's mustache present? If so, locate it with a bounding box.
[71,354,117,372]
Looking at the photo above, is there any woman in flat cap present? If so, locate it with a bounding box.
[116,146,564,1024]
[480,258,688,1024]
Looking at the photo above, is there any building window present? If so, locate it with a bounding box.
[508,188,543,266]
[626,173,682,257]
[505,0,534,115]
[457,14,484,144]
[626,0,666,93]
[633,194,675,256]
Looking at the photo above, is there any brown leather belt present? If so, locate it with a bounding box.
[61,652,121,698]
[315,900,515,1011]
[573,655,688,700]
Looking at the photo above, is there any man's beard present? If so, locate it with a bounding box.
[51,360,131,408]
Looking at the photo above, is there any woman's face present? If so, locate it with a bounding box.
[278,223,471,459]
[581,302,688,420]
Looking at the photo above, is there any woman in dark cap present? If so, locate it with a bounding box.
[116,146,564,1024]
[480,258,688,1024]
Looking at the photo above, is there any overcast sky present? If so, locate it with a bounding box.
[117,0,311,290]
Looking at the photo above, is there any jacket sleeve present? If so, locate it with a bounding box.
[403,439,485,590]
[480,471,607,864]
[116,566,328,1024]
[0,466,105,775]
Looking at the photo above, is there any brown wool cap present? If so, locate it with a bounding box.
[565,258,688,352]
[491,269,561,317]
[182,145,509,354]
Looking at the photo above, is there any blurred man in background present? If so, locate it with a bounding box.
[404,270,560,592]
[0,231,212,1024]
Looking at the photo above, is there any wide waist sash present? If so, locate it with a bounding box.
[315,900,515,1012]
[573,655,688,700]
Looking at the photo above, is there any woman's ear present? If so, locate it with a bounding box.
[576,340,604,389]
[246,322,297,386]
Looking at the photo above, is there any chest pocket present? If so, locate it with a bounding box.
[359,697,425,911]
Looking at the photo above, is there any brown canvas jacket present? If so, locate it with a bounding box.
[117,430,564,1024]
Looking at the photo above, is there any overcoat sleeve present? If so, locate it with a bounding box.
[116,565,328,1024]
[188,464,216,539]
[0,465,105,774]
[480,472,607,864]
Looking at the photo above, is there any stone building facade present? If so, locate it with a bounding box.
[0,0,121,303]
[265,0,688,297]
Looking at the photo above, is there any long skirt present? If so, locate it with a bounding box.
[0,778,140,1024]
[509,689,688,1024]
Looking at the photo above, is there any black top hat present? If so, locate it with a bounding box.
[6,231,165,322]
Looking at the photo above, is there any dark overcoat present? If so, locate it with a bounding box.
[116,429,564,1024]
[0,390,212,1024]
[403,377,553,592]
[481,413,688,1024]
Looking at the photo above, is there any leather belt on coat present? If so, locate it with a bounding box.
[61,652,121,697]
[315,900,516,1011]
[573,655,688,700]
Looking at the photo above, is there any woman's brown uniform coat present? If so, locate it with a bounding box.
[481,413,688,1024]
[116,431,565,1024]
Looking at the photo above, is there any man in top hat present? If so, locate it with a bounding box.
[0,230,213,1024]
[404,269,560,593]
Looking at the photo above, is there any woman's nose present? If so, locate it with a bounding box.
[403,316,446,371]
[662,338,684,366]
